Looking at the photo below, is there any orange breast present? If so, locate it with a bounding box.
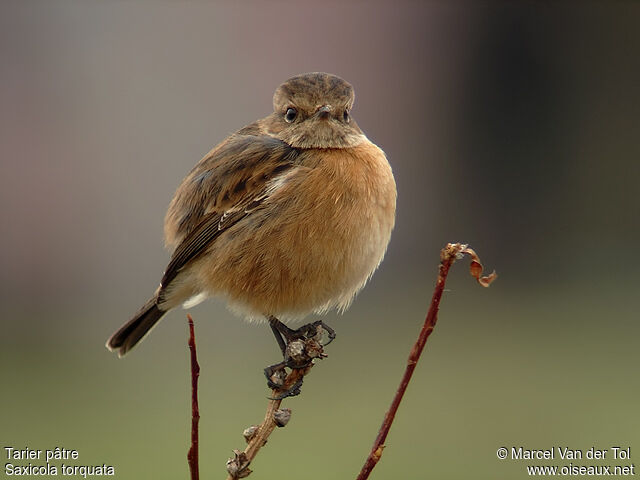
[193,140,397,320]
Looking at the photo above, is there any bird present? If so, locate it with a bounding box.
[106,72,397,366]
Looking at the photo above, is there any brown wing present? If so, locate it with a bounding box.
[165,132,300,246]
[160,133,300,293]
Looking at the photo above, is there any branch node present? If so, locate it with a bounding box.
[373,445,385,462]
[243,425,259,444]
[226,450,252,478]
[273,408,292,427]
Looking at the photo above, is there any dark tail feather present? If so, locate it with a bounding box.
[106,296,166,357]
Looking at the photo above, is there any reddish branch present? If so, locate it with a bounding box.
[356,243,496,480]
[187,314,200,480]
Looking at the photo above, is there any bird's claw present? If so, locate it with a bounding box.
[264,317,336,397]
[268,377,304,400]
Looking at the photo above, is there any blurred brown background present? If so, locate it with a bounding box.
[1,1,638,479]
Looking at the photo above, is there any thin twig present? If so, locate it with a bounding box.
[225,325,329,478]
[356,243,496,480]
[187,314,201,480]
[225,366,311,479]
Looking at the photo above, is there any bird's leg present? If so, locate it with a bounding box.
[263,316,336,398]
[270,316,336,351]
[264,316,296,392]
[269,317,288,357]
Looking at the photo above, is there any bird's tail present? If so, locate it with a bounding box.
[106,296,166,357]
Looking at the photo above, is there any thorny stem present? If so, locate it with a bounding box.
[356,243,496,480]
[187,314,200,480]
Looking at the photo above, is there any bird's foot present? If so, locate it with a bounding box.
[264,318,336,397]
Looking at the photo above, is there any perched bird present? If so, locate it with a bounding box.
[106,72,396,361]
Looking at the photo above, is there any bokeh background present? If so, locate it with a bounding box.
[1,1,638,479]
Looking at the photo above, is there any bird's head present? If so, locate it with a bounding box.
[266,72,365,149]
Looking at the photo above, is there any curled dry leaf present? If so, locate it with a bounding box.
[458,245,497,287]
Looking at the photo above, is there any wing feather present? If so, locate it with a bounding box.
[159,133,301,295]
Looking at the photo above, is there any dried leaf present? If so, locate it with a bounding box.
[461,246,497,287]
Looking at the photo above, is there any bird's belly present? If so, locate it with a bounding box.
[196,208,388,320]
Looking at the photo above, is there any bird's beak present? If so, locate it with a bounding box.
[316,105,331,119]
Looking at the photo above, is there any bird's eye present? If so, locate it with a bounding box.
[285,107,297,123]
[343,110,350,123]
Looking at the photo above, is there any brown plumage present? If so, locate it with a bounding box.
[106,72,396,357]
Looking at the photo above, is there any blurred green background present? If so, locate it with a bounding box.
[1,1,638,479]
